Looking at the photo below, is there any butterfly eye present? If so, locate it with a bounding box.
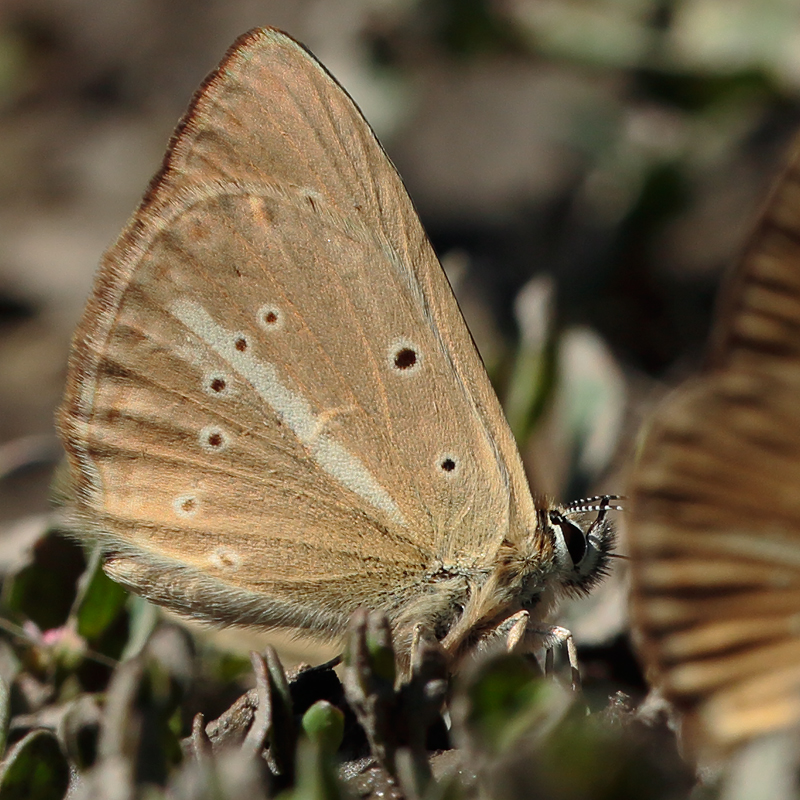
[550,512,587,565]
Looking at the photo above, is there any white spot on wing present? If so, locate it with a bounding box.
[200,425,228,452]
[437,453,459,477]
[171,299,406,526]
[204,372,231,396]
[258,305,283,331]
[173,494,199,517]
[210,546,241,571]
[388,338,421,375]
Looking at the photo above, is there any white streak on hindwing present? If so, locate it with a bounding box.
[170,298,406,526]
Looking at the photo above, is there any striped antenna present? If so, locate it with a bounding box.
[564,495,625,516]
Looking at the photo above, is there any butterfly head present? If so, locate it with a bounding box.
[433,495,621,665]
[544,495,621,597]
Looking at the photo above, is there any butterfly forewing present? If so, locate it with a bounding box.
[629,137,800,758]
[58,29,536,636]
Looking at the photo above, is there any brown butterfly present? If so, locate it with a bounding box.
[629,135,800,759]
[56,27,617,668]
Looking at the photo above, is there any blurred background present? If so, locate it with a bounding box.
[1,0,800,708]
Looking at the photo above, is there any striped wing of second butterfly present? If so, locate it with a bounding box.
[629,136,800,760]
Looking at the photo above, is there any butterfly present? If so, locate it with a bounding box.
[56,27,618,669]
[629,134,800,759]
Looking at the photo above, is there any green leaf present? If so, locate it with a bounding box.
[0,680,9,757]
[120,596,159,662]
[301,701,345,756]
[0,730,69,800]
[460,655,568,755]
[71,548,129,642]
[2,534,85,632]
[279,738,346,800]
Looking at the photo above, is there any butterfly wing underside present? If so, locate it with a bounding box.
[58,28,536,634]
[629,138,800,758]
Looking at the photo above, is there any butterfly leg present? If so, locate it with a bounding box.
[503,609,530,652]
[541,625,580,692]
[504,615,581,691]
